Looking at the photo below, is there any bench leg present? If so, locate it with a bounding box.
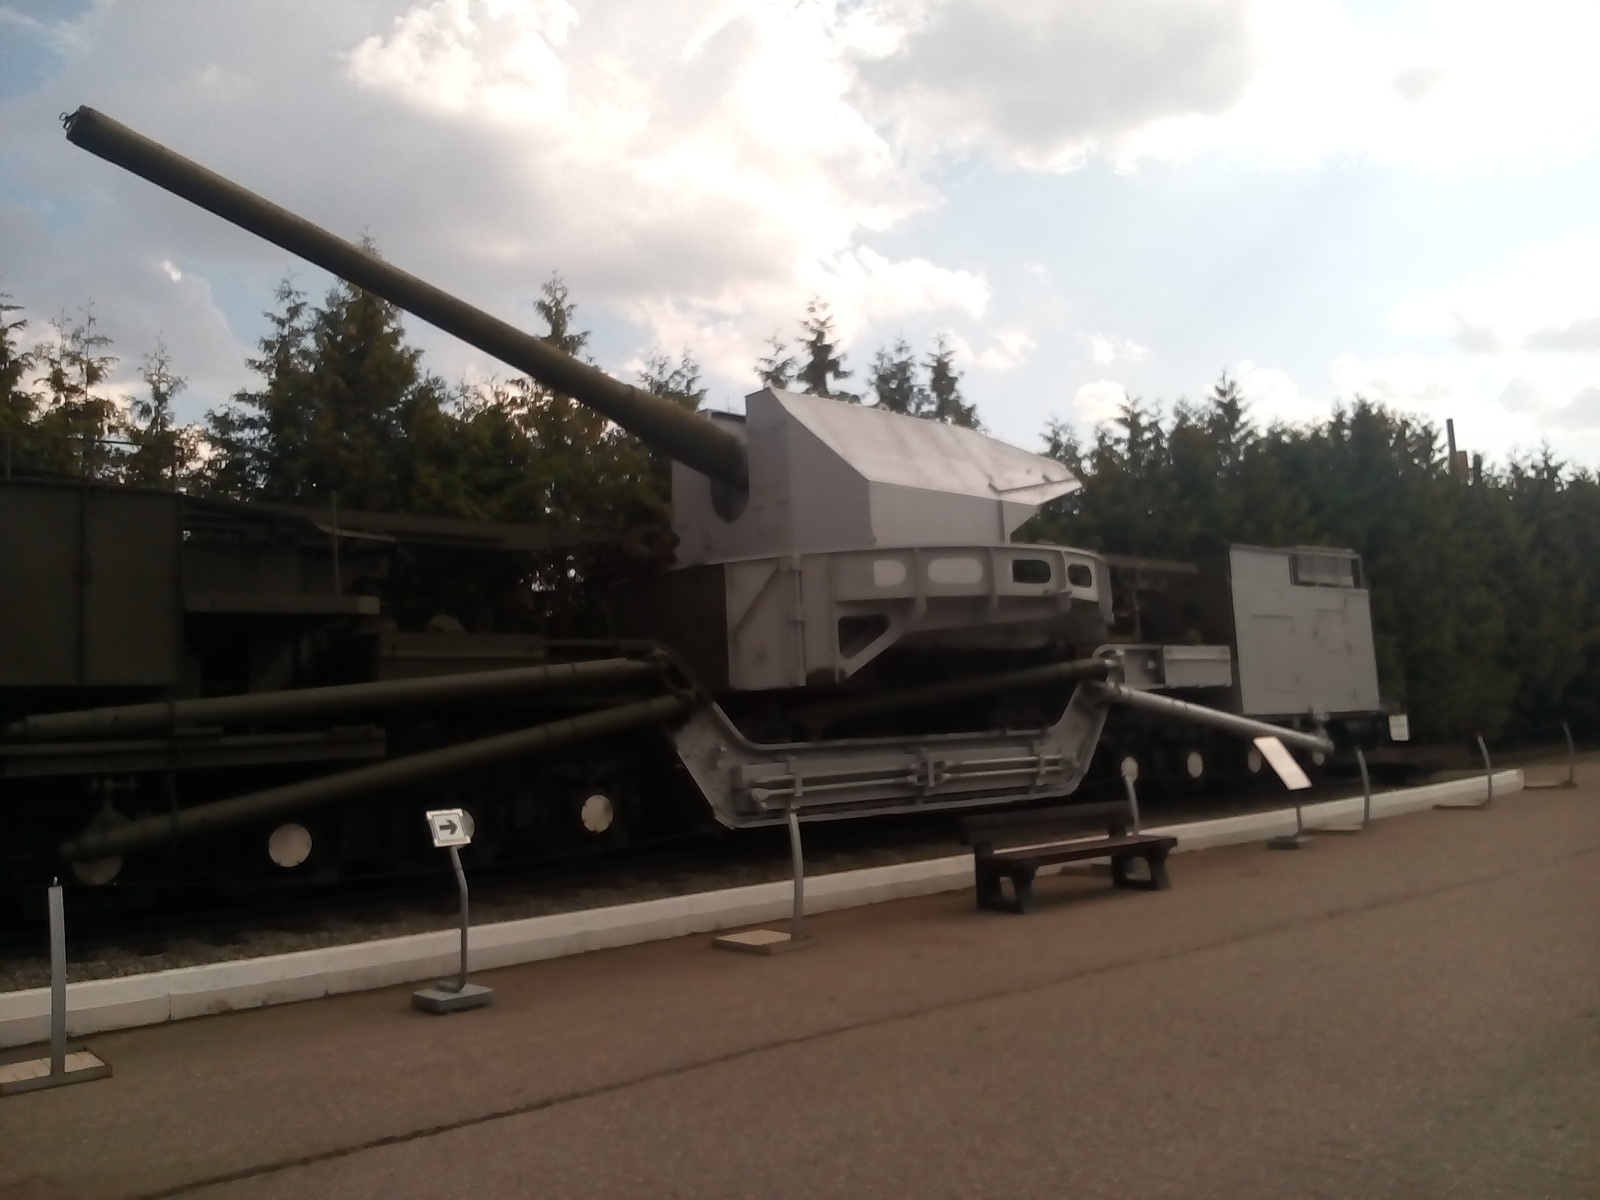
[1010,868,1037,914]
[1112,852,1171,891]
[974,861,1005,911]
[1147,848,1171,891]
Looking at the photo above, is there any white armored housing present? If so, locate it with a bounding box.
[673,389,1080,563]
[1227,544,1381,718]
[615,389,1109,692]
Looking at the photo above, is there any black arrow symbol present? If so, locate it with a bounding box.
[439,818,458,835]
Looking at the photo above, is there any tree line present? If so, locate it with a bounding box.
[1,279,1594,741]
[1028,378,1600,743]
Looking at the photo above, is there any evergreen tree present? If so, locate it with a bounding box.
[754,335,796,390]
[794,298,857,401]
[31,308,119,477]
[869,339,925,415]
[0,293,39,468]
[203,267,456,512]
[925,336,978,428]
[121,340,198,487]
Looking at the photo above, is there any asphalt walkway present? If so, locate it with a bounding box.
[3,770,1597,1199]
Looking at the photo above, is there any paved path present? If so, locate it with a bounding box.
[3,771,1597,1200]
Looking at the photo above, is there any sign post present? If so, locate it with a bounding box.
[1259,736,1316,850]
[0,881,112,1096]
[412,809,494,1014]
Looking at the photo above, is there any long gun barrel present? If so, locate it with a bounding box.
[6,657,661,742]
[62,106,749,492]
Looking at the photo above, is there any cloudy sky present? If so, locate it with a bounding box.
[3,0,1599,467]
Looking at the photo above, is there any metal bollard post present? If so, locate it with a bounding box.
[1357,747,1372,828]
[49,883,66,1075]
[1310,747,1372,835]
[0,882,112,1096]
[1436,735,1495,810]
[1528,721,1578,790]
[786,803,806,943]
[714,803,818,955]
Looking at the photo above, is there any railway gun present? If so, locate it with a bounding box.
[0,109,1404,899]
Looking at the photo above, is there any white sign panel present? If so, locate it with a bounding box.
[425,808,472,848]
[1388,713,1410,743]
[1252,736,1313,791]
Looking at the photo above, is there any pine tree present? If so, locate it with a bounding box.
[203,265,455,512]
[925,336,978,428]
[31,308,119,477]
[754,335,796,390]
[869,339,925,415]
[795,298,858,401]
[0,293,39,468]
[122,340,198,487]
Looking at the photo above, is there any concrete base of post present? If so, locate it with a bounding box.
[0,1050,111,1097]
[712,928,817,955]
[1266,833,1309,850]
[411,981,494,1014]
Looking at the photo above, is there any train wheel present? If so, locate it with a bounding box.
[543,782,635,853]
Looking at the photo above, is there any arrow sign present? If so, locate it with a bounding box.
[426,808,472,848]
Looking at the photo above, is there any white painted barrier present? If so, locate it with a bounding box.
[0,768,1522,1049]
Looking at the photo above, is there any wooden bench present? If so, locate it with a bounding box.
[958,800,1177,913]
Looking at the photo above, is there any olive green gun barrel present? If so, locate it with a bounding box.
[7,657,660,743]
[59,693,690,863]
[62,106,748,492]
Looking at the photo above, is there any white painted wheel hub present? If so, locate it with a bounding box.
[267,822,313,869]
[579,793,615,835]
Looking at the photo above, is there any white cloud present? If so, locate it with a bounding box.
[347,0,579,123]
[1121,0,1600,168]
[1554,386,1600,431]
[973,326,1035,371]
[1229,359,1324,426]
[1071,378,1129,427]
[1393,232,1600,354]
[1498,376,1542,414]
[849,0,1256,169]
[1088,333,1150,367]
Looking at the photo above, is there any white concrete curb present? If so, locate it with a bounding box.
[0,769,1522,1049]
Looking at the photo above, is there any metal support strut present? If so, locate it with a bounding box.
[1526,720,1579,790]
[0,882,112,1096]
[412,846,493,1014]
[1436,735,1495,811]
[713,803,818,955]
[1307,747,1373,836]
